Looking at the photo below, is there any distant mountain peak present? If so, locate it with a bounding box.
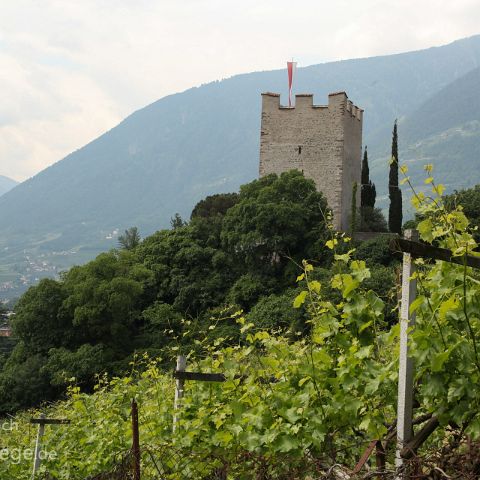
[0,176,18,198]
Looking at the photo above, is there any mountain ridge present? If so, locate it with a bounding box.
[0,175,18,198]
[1,34,480,299]
[369,64,480,212]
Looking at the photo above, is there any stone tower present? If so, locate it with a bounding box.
[259,91,363,231]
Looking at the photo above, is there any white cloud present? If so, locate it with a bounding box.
[0,0,479,180]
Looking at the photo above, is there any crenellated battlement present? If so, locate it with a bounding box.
[261,91,363,120]
[259,89,363,231]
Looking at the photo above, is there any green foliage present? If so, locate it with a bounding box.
[61,251,149,348]
[360,146,382,232]
[12,279,71,355]
[445,184,480,243]
[388,121,403,234]
[402,183,480,242]
[190,193,239,219]
[135,302,185,355]
[0,251,152,413]
[390,121,399,187]
[2,171,480,477]
[44,344,116,388]
[0,172,335,413]
[118,226,141,250]
[354,234,400,267]
[246,290,306,333]
[0,364,174,479]
[361,146,376,209]
[0,243,398,478]
[6,162,480,467]
[138,225,233,314]
[226,274,276,310]
[388,187,403,234]
[0,344,53,412]
[360,206,388,232]
[221,170,329,273]
[363,264,398,326]
[170,213,186,229]
[402,217,419,230]
[403,167,480,434]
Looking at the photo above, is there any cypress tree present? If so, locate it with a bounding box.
[361,146,376,209]
[388,120,403,234]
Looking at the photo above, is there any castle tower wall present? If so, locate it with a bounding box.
[259,91,363,231]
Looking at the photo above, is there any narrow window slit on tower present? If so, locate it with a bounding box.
[298,146,302,154]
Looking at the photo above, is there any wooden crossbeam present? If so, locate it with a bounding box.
[30,415,70,478]
[390,238,480,270]
[173,370,278,384]
[30,418,70,425]
[173,371,226,382]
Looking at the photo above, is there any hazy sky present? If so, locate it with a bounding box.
[1,0,479,181]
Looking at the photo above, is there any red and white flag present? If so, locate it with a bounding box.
[287,61,297,107]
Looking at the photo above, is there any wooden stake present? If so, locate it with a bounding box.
[395,229,419,479]
[131,399,141,480]
[30,415,69,479]
[173,355,186,433]
[32,414,45,479]
[375,440,386,478]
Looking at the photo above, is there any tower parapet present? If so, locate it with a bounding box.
[259,91,363,230]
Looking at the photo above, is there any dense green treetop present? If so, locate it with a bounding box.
[190,192,239,219]
[361,146,376,209]
[13,279,70,355]
[117,226,141,250]
[2,171,334,412]
[221,170,329,272]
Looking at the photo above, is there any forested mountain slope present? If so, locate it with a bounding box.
[369,65,480,207]
[1,35,480,298]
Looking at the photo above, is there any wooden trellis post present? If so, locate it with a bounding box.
[32,414,46,479]
[349,233,480,477]
[395,229,418,478]
[173,355,186,433]
[131,399,141,480]
[390,231,480,476]
[30,415,70,479]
